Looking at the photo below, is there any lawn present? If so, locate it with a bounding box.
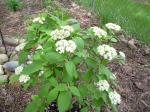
[77,0,150,43]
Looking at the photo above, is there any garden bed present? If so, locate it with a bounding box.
[0,0,150,112]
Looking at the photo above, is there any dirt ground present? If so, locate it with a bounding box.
[0,0,150,112]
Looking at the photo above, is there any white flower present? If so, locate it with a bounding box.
[39,70,44,76]
[109,91,121,105]
[33,17,45,24]
[50,29,70,40]
[15,66,23,75]
[15,43,26,52]
[105,23,121,31]
[19,75,30,83]
[55,40,77,54]
[119,51,125,59]
[65,40,77,53]
[61,25,74,33]
[91,26,107,38]
[96,80,110,91]
[50,26,74,40]
[56,40,68,54]
[97,44,117,61]
[50,29,60,40]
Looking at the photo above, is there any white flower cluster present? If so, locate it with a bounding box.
[91,26,107,38]
[96,80,110,91]
[105,23,121,31]
[109,91,121,105]
[19,75,30,83]
[97,44,117,61]
[33,17,45,24]
[56,40,77,54]
[15,66,23,75]
[61,25,74,33]
[15,43,26,52]
[50,26,74,40]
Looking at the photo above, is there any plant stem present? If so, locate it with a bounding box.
[0,29,8,55]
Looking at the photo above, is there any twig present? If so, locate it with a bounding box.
[0,29,8,55]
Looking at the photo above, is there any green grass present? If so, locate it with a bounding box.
[5,0,23,12]
[77,0,150,43]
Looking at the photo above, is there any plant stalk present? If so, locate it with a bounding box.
[0,29,8,55]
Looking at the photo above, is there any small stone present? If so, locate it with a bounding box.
[3,61,19,72]
[0,65,4,75]
[144,46,150,55]
[0,75,8,82]
[0,54,8,64]
[4,37,19,46]
[128,39,137,49]
[119,35,128,44]
[0,47,5,54]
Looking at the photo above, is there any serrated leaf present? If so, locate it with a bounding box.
[38,83,50,98]
[110,38,118,43]
[99,64,112,79]
[86,58,97,68]
[69,86,80,97]
[22,61,43,75]
[58,91,72,112]
[9,75,19,84]
[45,52,65,64]
[25,97,41,112]
[73,37,84,51]
[19,51,29,64]
[55,84,68,91]
[47,88,58,103]
[65,61,78,78]
[81,107,88,112]
[49,77,58,87]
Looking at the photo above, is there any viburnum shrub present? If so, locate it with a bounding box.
[10,13,125,112]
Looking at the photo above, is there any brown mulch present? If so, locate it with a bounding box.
[0,0,150,112]
[0,0,44,38]
[65,2,150,112]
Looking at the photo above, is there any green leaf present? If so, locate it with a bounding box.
[99,64,112,79]
[110,38,118,43]
[38,83,50,98]
[47,88,58,103]
[81,107,88,112]
[45,52,65,64]
[86,58,97,68]
[72,23,80,32]
[19,51,29,64]
[44,70,52,78]
[73,37,84,51]
[55,84,68,91]
[49,77,58,87]
[65,61,78,78]
[58,91,72,112]
[25,97,41,112]
[69,86,81,97]
[22,61,43,75]
[9,75,19,84]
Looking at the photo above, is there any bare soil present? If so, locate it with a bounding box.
[0,0,150,112]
